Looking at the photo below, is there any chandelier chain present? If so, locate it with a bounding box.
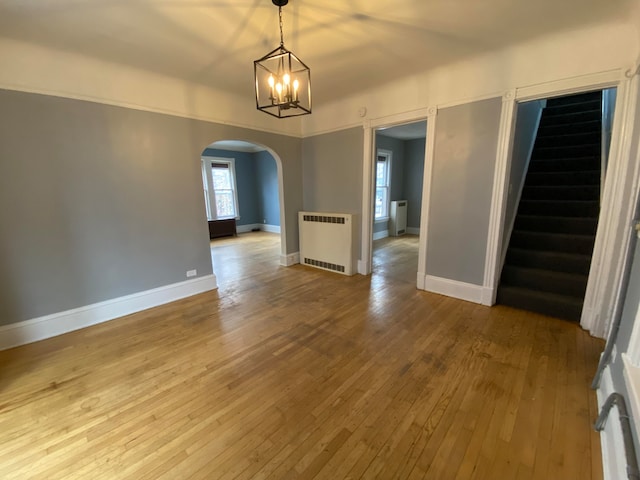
[278,6,284,46]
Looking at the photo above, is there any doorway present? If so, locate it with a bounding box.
[371,121,427,283]
[496,88,617,321]
[200,140,285,286]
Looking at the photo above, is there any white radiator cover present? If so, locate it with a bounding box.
[298,212,357,275]
[390,200,408,236]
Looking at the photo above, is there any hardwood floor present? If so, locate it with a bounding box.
[0,232,604,479]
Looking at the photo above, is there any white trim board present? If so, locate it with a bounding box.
[0,275,218,351]
[421,275,492,305]
[373,230,389,241]
[236,223,281,234]
[280,252,300,267]
[597,365,628,480]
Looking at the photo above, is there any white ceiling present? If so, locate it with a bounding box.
[0,0,635,106]
[378,121,427,140]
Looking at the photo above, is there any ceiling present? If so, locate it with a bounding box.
[378,121,427,140]
[0,0,635,106]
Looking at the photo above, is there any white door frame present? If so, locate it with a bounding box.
[483,68,640,338]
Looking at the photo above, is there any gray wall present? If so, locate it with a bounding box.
[501,100,546,255]
[255,151,280,226]
[0,89,302,326]
[426,97,502,285]
[404,138,426,229]
[302,127,364,255]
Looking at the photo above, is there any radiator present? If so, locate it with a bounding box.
[298,212,356,275]
[390,200,407,236]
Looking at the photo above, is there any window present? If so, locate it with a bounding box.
[375,150,392,220]
[201,158,239,220]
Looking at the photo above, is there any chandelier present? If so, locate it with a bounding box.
[254,0,311,118]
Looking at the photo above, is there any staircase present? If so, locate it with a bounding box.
[497,91,602,321]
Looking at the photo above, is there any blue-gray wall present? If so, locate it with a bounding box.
[427,97,502,285]
[202,147,280,227]
[256,151,280,226]
[404,138,426,230]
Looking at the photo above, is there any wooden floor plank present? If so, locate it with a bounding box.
[0,233,605,479]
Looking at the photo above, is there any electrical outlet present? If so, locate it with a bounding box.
[186,269,197,278]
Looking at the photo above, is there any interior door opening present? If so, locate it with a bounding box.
[372,121,427,284]
[496,88,617,321]
[200,140,284,286]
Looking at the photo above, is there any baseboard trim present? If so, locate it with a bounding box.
[262,224,281,234]
[357,259,370,275]
[236,223,281,234]
[373,230,389,241]
[597,365,627,480]
[406,227,420,235]
[280,252,300,267]
[236,223,261,233]
[422,275,487,304]
[0,275,218,351]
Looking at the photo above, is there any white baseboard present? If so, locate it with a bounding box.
[236,223,261,233]
[0,275,218,351]
[421,275,489,305]
[280,252,300,267]
[597,365,627,480]
[406,227,420,235]
[357,259,370,275]
[262,224,281,234]
[373,230,389,241]
[236,223,281,234]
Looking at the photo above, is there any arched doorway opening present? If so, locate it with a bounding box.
[200,139,287,286]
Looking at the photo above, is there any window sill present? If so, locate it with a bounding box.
[375,217,389,223]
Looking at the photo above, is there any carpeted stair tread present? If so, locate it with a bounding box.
[501,265,588,297]
[544,103,600,116]
[521,185,599,201]
[496,286,583,322]
[525,170,600,186]
[514,215,598,235]
[505,248,591,275]
[518,199,599,217]
[547,91,601,106]
[510,230,595,254]
[537,121,600,136]
[528,157,599,172]
[539,110,600,126]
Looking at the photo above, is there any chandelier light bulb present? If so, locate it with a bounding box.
[268,75,275,87]
[283,73,290,85]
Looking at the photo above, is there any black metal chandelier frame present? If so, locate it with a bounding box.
[254,0,311,118]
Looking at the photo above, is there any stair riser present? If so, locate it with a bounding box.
[539,110,600,126]
[535,133,601,149]
[544,101,601,115]
[496,289,582,322]
[537,121,600,137]
[505,250,591,275]
[510,231,595,254]
[528,158,600,173]
[501,267,587,297]
[533,144,600,160]
[548,92,602,106]
[518,200,599,218]
[525,171,600,186]
[514,216,598,235]
[521,186,599,201]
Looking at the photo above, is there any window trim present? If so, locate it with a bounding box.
[201,156,240,221]
[374,149,392,221]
